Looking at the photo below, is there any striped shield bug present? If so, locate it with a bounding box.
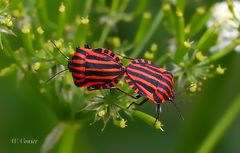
[47,41,125,91]
[68,46,125,90]
[124,59,184,124]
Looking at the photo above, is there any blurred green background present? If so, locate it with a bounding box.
[0,0,240,153]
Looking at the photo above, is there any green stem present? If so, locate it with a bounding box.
[58,123,81,153]
[111,0,120,12]
[98,25,111,47]
[83,0,93,16]
[134,0,147,16]
[131,9,164,57]
[208,39,240,62]
[37,0,55,29]
[120,0,130,12]
[56,2,66,39]
[174,11,186,62]
[22,33,35,55]
[198,39,240,66]
[177,0,185,11]
[2,35,26,73]
[196,95,240,153]
[133,12,152,45]
[155,53,169,65]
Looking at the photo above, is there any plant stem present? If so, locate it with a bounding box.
[208,39,240,62]
[98,25,111,47]
[56,2,66,39]
[22,33,35,55]
[196,95,240,153]
[131,9,163,57]
[58,123,81,153]
[83,0,93,16]
[37,0,55,29]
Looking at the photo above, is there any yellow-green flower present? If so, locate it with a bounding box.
[21,25,31,34]
[163,3,171,11]
[114,118,127,128]
[55,39,64,48]
[112,37,121,48]
[196,7,205,14]
[144,51,154,60]
[33,62,41,71]
[132,110,164,131]
[40,88,45,94]
[196,52,207,61]
[216,65,226,74]
[150,43,158,52]
[155,121,164,131]
[98,110,106,117]
[176,9,183,17]
[189,83,197,93]
[59,2,65,13]
[5,16,13,27]
[0,64,16,77]
[37,26,44,35]
[13,9,21,17]
[119,119,127,128]
[80,17,89,25]
[184,41,192,49]
[143,12,152,19]
[184,26,190,34]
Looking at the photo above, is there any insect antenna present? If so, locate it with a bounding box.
[50,40,69,60]
[45,69,69,84]
[170,100,184,120]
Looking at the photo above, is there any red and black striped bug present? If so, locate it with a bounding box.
[48,41,127,92]
[48,41,183,125]
[67,45,124,90]
[124,59,184,124]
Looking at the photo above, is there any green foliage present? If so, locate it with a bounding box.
[0,0,240,153]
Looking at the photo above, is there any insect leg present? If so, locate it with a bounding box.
[111,87,141,99]
[127,98,148,109]
[114,53,134,60]
[154,103,161,125]
[84,44,91,49]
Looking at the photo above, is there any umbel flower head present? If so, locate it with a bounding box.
[207,1,240,52]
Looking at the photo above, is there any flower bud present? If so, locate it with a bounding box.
[33,62,41,72]
[132,110,164,131]
[216,65,226,74]
[98,110,106,117]
[37,26,44,35]
[196,52,207,61]
[0,64,17,77]
[114,118,127,128]
[184,41,192,49]
[21,24,31,34]
[143,12,152,19]
[59,2,65,13]
[189,82,197,93]
[150,43,158,52]
[81,17,89,25]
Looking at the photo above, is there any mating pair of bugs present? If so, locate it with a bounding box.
[49,41,183,125]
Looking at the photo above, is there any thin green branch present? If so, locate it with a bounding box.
[196,95,240,153]
[98,25,111,47]
[58,123,81,153]
[83,0,93,16]
[131,9,164,57]
[208,39,240,62]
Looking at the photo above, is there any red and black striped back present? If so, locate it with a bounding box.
[125,59,174,103]
[68,47,124,90]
